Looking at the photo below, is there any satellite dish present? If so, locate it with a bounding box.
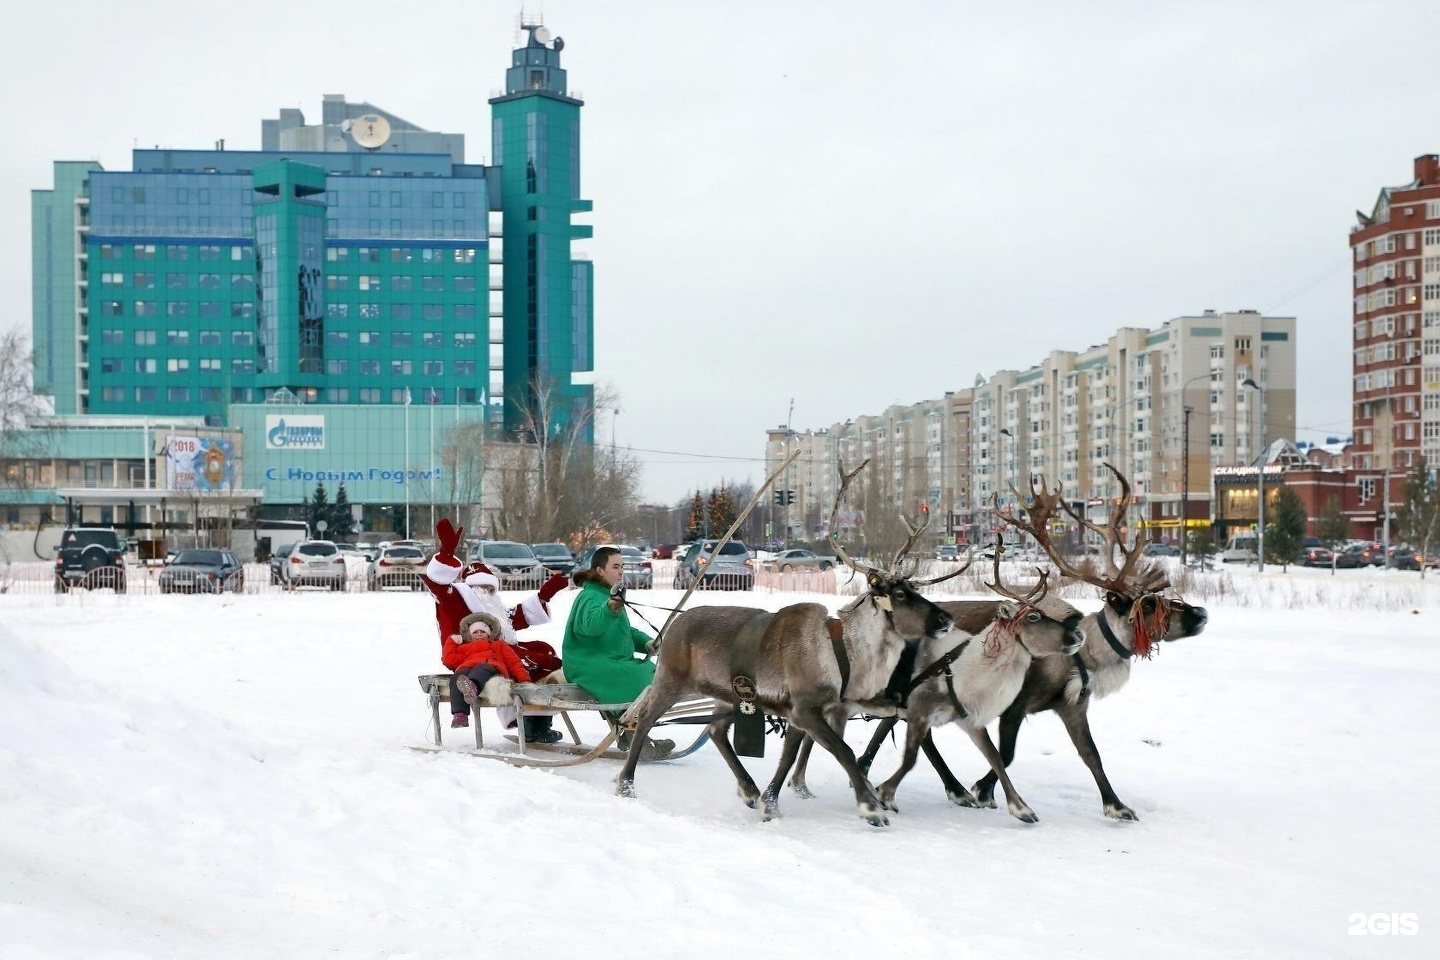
[553,36,564,51]
[533,26,551,44]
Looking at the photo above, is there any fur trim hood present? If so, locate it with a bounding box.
[457,611,503,640]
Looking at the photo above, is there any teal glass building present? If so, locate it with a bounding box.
[30,24,594,441]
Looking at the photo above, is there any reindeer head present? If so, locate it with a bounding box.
[998,464,1206,655]
[984,538,1084,658]
[829,458,954,641]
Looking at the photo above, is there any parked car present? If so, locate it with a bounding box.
[1333,544,1367,569]
[575,544,654,588]
[935,544,961,562]
[1142,543,1181,557]
[268,541,296,584]
[280,539,347,590]
[652,544,678,560]
[159,549,245,594]
[1220,536,1258,563]
[1388,548,1437,571]
[1300,546,1334,567]
[675,539,754,590]
[530,542,577,577]
[53,527,128,593]
[764,548,836,572]
[466,540,546,590]
[368,544,427,590]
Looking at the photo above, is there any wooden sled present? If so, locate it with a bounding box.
[413,675,715,768]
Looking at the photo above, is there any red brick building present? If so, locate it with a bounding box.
[1349,155,1440,528]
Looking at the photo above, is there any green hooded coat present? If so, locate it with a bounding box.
[561,578,656,704]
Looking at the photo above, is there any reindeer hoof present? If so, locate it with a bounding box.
[616,778,636,799]
[761,801,782,822]
[1008,801,1039,824]
[948,789,981,809]
[858,804,890,828]
[790,783,815,800]
[972,784,998,809]
[1105,804,1138,821]
[737,785,761,810]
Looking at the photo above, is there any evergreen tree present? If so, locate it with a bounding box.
[685,491,705,540]
[307,482,331,538]
[708,484,738,538]
[1265,486,1307,571]
[330,483,356,540]
[1186,529,1217,571]
[1394,457,1440,556]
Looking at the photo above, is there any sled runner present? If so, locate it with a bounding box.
[414,675,715,768]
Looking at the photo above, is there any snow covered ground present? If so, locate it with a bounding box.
[2,569,1437,959]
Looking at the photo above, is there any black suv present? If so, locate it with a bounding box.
[54,527,128,592]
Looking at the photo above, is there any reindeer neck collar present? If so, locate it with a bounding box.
[1096,608,1136,661]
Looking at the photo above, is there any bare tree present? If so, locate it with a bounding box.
[1,330,53,471]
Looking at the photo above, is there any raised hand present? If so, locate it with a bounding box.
[435,518,464,558]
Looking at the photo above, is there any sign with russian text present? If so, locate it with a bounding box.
[265,415,325,450]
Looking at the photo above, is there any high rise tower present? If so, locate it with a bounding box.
[489,21,595,438]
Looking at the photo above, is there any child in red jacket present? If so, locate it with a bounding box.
[445,612,562,743]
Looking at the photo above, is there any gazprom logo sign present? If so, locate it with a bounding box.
[265,414,326,450]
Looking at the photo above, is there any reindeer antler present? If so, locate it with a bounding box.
[1000,463,1167,598]
[912,545,976,587]
[828,459,875,578]
[890,510,931,574]
[982,535,1051,605]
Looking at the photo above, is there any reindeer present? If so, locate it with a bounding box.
[614,460,954,827]
[958,465,1209,820]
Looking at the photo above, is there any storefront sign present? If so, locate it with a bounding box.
[265,415,326,450]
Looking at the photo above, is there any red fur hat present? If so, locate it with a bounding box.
[461,562,499,590]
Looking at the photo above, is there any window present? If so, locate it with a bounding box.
[423,360,444,375]
[391,388,410,403]
[166,330,190,346]
[231,303,254,319]
[360,360,380,375]
[166,302,189,318]
[1210,432,1225,448]
[99,244,119,260]
[392,303,413,320]
[358,303,381,319]
[101,272,124,286]
[454,360,476,375]
[232,331,254,346]
[133,329,156,346]
[326,276,349,291]
[359,275,381,291]
[231,388,253,403]
[101,300,123,316]
[133,301,157,318]
[391,360,413,375]
[133,244,155,260]
[199,387,222,402]
[198,245,220,261]
[166,358,189,373]
[232,359,254,373]
[328,388,350,403]
[326,360,349,374]
[1234,337,1251,352]
[327,331,350,346]
[200,358,221,372]
[391,275,412,291]
[390,248,411,263]
[422,304,443,320]
[100,329,124,345]
[423,332,443,347]
[454,248,476,263]
[100,358,121,373]
[134,387,156,402]
[422,275,444,291]
[327,247,350,262]
[358,247,380,263]
[197,273,220,289]
[134,358,157,374]
[391,331,412,346]
[359,331,381,345]
[167,387,189,402]
[453,276,475,292]
[327,303,349,319]
[359,388,380,403]
[231,273,254,289]
[453,303,476,321]
[454,332,476,348]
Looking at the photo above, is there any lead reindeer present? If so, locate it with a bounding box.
[614,460,955,827]
[960,465,1208,820]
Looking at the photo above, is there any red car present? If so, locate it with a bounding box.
[652,544,677,560]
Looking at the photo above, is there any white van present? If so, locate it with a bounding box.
[1221,535,1258,563]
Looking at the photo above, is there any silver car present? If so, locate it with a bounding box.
[369,545,426,590]
[281,539,347,590]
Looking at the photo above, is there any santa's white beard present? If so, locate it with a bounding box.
[457,586,517,643]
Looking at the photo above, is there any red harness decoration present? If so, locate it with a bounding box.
[1127,597,1174,660]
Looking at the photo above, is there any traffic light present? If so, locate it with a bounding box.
[774,490,785,506]
[785,490,795,505]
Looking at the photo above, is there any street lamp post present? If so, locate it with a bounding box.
[1178,371,1216,568]
[999,427,1016,547]
[784,398,794,549]
[1242,378,1266,572]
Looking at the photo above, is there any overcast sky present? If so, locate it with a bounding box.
[4,0,1439,504]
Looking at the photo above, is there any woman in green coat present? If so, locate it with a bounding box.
[562,547,658,704]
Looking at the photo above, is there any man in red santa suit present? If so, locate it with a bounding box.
[424,518,568,741]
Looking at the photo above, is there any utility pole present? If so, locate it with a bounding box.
[784,397,794,549]
[1243,378,1266,572]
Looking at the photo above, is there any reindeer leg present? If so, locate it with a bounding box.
[874,718,929,811]
[973,704,1025,809]
[1055,700,1136,820]
[857,716,899,776]
[920,732,980,808]
[706,713,764,812]
[965,725,1038,824]
[614,680,683,799]
[759,726,808,820]
[791,704,889,828]
[787,733,817,799]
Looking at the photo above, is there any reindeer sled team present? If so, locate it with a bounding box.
[422,461,1207,829]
